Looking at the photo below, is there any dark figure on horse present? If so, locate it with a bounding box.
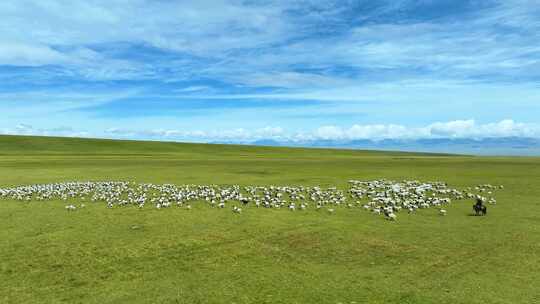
[473,198,487,216]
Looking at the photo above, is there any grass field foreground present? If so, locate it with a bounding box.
[1,135,540,304]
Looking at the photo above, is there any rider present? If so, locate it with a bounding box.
[475,197,484,208]
[474,197,487,216]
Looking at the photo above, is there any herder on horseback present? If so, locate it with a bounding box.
[473,197,487,216]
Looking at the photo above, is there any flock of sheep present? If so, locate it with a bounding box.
[0,180,502,220]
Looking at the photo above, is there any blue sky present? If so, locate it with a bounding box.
[1,0,540,142]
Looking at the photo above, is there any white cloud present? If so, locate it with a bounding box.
[255,126,284,137]
[324,119,540,140]
[1,124,88,137]
[345,124,414,140]
[429,120,476,138]
[94,119,540,142]
[2,0,539,85]
[102,126,281,141]
[460,119,539,138]
[0,0,292,64]
[3,120,540,145]
[1,1,539,138]
[0,43,68,66]
[173,86,211,93]
[314,126,344,140]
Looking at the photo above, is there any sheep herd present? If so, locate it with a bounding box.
[0,180,502,221]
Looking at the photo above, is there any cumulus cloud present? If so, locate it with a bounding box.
[95,120,540,142]
[312,120,540,141]
[3,120,540,145]
[255,126,284,137]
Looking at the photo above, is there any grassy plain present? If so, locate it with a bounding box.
[1,135,539,304]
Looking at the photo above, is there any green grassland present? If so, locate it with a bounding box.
[1,135,539,304]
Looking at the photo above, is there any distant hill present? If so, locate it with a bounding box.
[2,134,537,156]
[244,137,540,156]
[0,134,454,157]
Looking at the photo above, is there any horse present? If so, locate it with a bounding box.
[473,203,487,216]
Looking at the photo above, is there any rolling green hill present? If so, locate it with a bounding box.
[0,134,455,156]
[1,135,539,304]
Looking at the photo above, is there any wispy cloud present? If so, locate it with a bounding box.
[2,0,539,85]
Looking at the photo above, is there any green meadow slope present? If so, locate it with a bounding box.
[1,135,539,304]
